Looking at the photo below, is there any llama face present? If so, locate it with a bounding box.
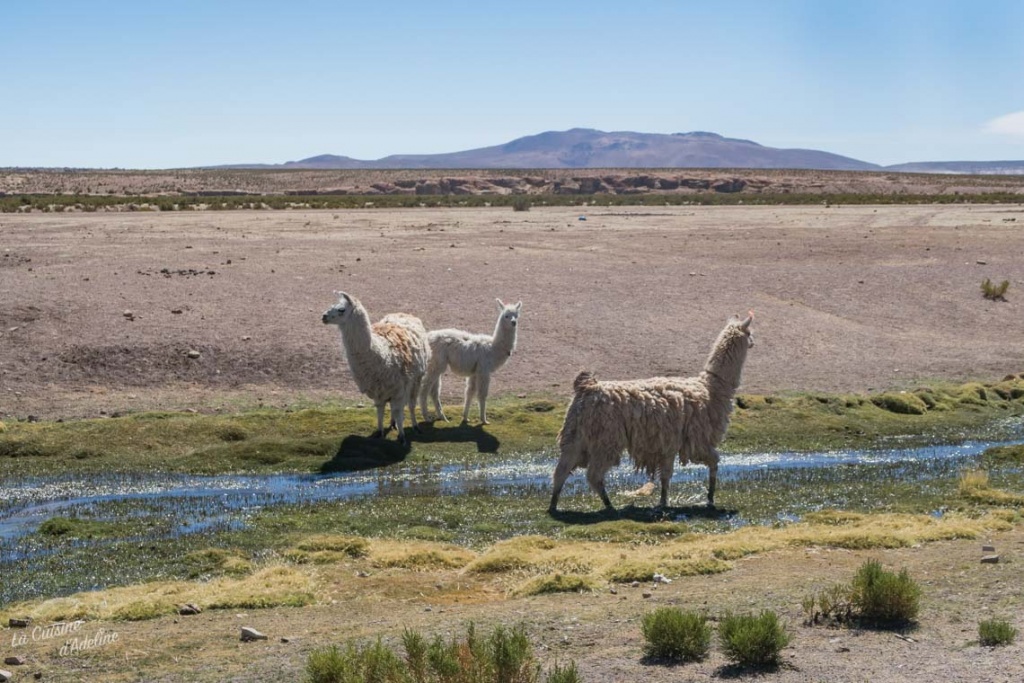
[732,313,754,348]
[322,293,353,326]
[497,299,522,329]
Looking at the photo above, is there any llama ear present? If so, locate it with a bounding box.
[496,298,505,310]
[515,301,522,312]
[740,311,753,329]
[335,291,352,304]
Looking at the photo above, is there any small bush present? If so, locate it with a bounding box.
[981,278,1010,301]
[512,195,532,212]
[718,611,790,668]
[641,607,711,662]
[545,661,581,683]
[850,559,920,625]
[978,618,1017,646]
[305,623,575,683]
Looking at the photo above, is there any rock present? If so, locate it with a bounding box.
[982,545,995,552]
[3,656,25,666]
[0,669,12,682]
[122,310,134,319]
[177,603,202,615]
[977,260,987,265]
[981,555,1000,564]
[609,588,618,595]
[8,617,31,628]
[186,350,201,359]
[281,637,294,643]
[642,592,652,599]
[652,573,672,584]
[630,581,640,588]
[240,626,268,642]
[171,309,183,315]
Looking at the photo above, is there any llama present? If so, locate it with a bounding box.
[549,313,754,513]
[419,299,521,424]
[322,292,430,444]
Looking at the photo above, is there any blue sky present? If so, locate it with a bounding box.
[3,0,1024,168]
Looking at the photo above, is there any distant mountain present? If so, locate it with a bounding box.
[257,129,880,171]
[884,160,1024,175]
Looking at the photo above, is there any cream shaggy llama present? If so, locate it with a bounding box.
[419,299,521,424]
[549,313,754,513]
[322,292,430,444]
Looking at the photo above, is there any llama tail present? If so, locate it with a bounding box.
[573,370,598,393]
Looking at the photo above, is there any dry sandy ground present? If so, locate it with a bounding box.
[2,204,1024,420]
[3,527,1022,682]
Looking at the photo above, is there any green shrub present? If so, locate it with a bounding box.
[850,559,920,625]
[981,278,1010,301]
[718,611,790,668]
[305,623,574,683]
[978,618,1017,647]
[544,661,581,683]
[641,607,711,662]
[511,195,532,212]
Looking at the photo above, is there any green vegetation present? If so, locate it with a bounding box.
[4,190,1024,214]
[803,559,921,627]
[4,378,1024,479]
[304,623,576,683]
[978,618,1017,647]
[718,611,791,668]
[641,607,712,662]
[511,195,532,211]
[981,278,1010,301]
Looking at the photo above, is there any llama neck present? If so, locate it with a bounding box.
[702,330,748,394]
[491,318,517,358]
[339,305,374,359]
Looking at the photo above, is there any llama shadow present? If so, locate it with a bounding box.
[320,434,412,473]
[413,420,500,454]
[549,503,737,525]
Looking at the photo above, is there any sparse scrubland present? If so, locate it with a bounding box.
[2,201,1024,681]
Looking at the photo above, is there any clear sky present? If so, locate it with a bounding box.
[3,0,1024,168]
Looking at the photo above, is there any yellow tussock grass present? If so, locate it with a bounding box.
[0,565,315,624]
[371,541,476,570]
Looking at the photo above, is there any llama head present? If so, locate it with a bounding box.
[496,298,522,329]
[322,291,356,326]
[727,310,754,348]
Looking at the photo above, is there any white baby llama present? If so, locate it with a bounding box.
[549,313,754,513]
[419,299,521,424]
[322,292,430,444]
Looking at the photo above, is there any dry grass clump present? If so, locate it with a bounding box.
[959,469,1024,505]
[285,534,372,564]
[185,548,253,577]
[371,541,476,570]
[513,573,597,596]
[0,565,315,623]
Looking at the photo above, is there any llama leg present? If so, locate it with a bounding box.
[462,375,477,424]
[659,465,673,509]
[587,463,615,512]
[407,380,421,434]
[432,376,448,422]
[370,403,386,438]
[392,398,407,445]
[476,373,491,424]
[707,451,719,507]
[549,456,575,513]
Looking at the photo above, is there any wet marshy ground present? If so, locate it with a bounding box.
[2,420,1023,607]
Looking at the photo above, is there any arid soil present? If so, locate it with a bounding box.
[2,204,1024,420]
[4,527,1022,682]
